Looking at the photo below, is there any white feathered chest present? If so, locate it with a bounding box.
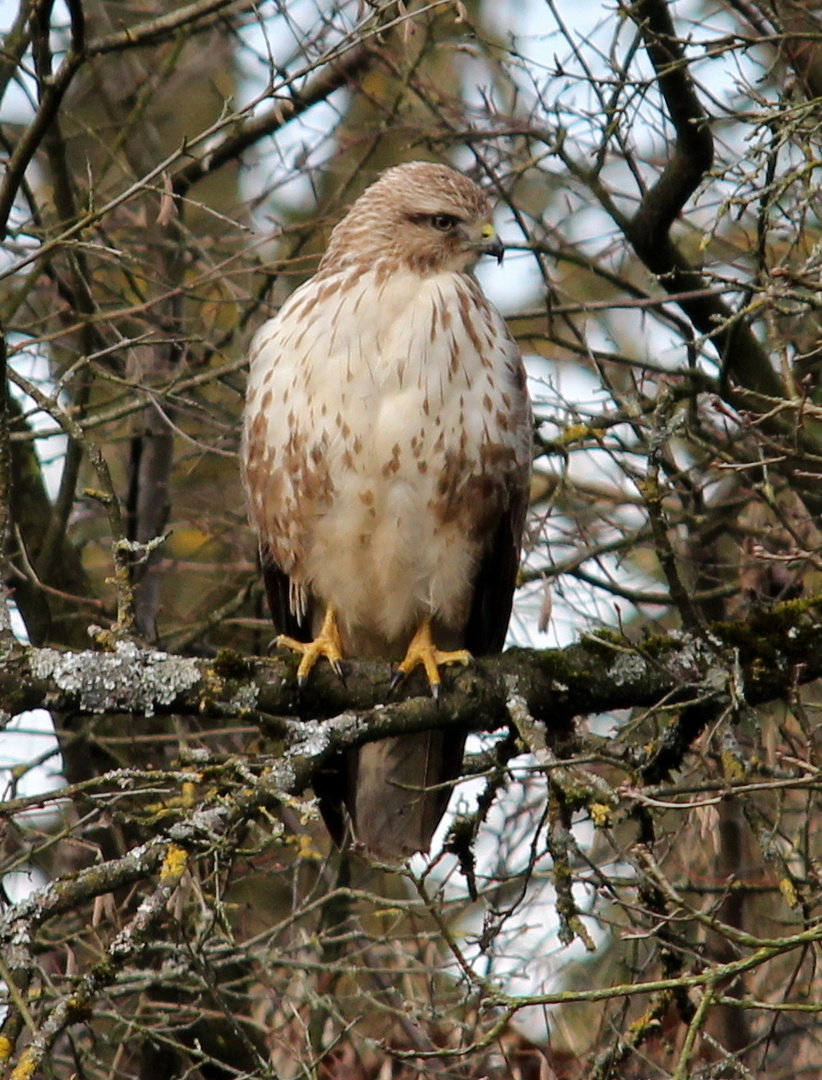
[243,261,530,652]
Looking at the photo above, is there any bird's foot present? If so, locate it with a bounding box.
[390,619,471,701]
[277,606,346,687]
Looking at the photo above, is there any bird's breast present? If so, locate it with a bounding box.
[243,267,527,651]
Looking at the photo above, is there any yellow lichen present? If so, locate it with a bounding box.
[558,423,597,446]
[589,802,612,828]
[720,751,745,782]
[627,1007,664,1042]
[160,844,188,881]
[0,1037,13,1063]
[295,834,322,861]
[779,876,799,909]
[10,1048,36,1080]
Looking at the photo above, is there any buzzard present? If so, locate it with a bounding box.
[243,161,532,861]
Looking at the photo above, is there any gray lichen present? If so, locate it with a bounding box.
[31,641,201,716]
[228,682,259,714]
[287,717,333,759]
[608,650,651,687]
[168,804,232,844]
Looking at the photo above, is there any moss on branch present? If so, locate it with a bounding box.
[3,592,822,742]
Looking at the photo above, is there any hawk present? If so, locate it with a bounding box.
[243,161,532,861]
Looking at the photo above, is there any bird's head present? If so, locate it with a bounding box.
[321,161,505,276]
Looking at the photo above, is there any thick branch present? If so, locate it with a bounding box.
[0,5,84,240]
[628,0,713,242]
[3,594,822,781]
[622,0,785,404]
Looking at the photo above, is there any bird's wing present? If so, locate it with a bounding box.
[260,555,313,642]
[464,478,530,656]
[464,328,532,656]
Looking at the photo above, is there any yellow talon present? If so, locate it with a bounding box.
[391,617,471,699]
[277,606,346,685]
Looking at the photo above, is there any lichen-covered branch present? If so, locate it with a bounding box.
[3,592,822,778]
[0,614,795,727]
[1,841,189,1080]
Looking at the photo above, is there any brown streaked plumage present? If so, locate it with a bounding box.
[242,161,532,862]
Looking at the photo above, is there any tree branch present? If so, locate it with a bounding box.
[4,594,822,784]
[170,40,376,201]
[621,0,786,406]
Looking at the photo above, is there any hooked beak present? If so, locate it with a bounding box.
[479,224,504,264]
[481,235,505,264]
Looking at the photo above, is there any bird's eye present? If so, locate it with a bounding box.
[430,213,460,231]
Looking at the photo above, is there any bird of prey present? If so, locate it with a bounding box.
[243,161,532,862]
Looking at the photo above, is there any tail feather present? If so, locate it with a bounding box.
[346,731,465,862]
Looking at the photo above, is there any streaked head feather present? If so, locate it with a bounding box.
[320,161,499,276]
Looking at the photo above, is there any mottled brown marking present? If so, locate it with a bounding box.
[449,334,460,376]
[430,441,522,539]
[317,279,341,303]
[373,261,393,287]
[382,444,402,477]
[297,293,319,319]
[458,289,486,358]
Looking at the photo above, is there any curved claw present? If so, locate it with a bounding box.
[330,658,349,688]
[391,618,471,699]
[388,667,406,695]
[278,606,346,687]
